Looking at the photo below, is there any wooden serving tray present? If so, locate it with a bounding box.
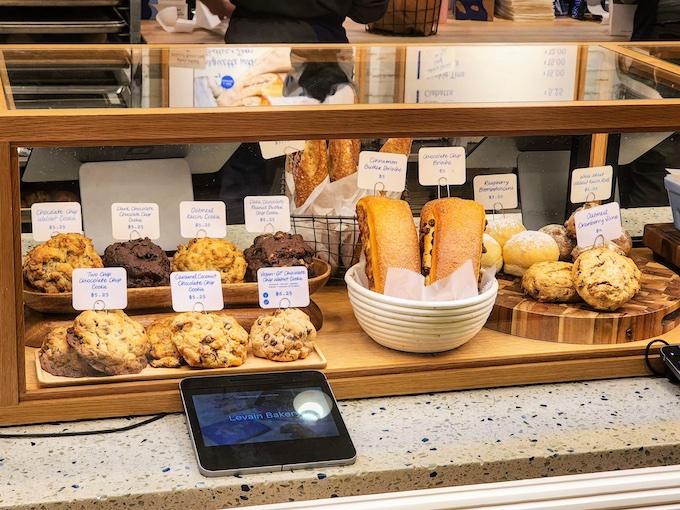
[643,223,680,270]
[24,301,324,349]
[34,345,327,388]
[23,258,331,314]
[486,255,680,344]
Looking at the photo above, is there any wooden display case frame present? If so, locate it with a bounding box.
[3,42,680,426]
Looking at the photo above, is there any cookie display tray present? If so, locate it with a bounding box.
[33,345,327,388]
[486,255,680,344]
[23,300,325,349]
[22,258,331,314]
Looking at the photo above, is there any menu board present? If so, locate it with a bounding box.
[403,45,578,104]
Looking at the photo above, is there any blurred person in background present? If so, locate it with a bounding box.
[632,0,680,41]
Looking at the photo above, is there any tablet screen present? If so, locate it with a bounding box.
[192,387,341,446]
[180,371,356,476]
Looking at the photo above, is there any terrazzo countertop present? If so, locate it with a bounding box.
[3,377,680,510]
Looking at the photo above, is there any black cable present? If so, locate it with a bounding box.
[644,338,670,377]
[0,413,169,439]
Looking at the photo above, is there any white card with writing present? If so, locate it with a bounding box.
[170,271,224,312]
[259,140,306,160]
[257,267,310,309]
[418,147,466,186]
[574,202,623,247]
[244,196,291,233]
[71,267,127,311]
[357,151,408,193]
[179,201,227,239]
[31,202,83,242]
[570,165,614,203]
[473,174,518,210]
[111,203,160,240]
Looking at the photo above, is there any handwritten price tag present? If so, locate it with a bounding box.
[71,267,127,311]
[473,173,518,210]
[418,147,466,186]
[170,271,224,312]
[574,202,623,248]
[31,202,82,242]
[570,166,614,203]
[111,203,160,241]
[179,201,227,239]
[259,140,306,160]
[257,267,309,309]
[244,196,291,233]
[357,151,407,193]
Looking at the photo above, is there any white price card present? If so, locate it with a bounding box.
[357,151,407,193]
[473,173,518,210]
[574,202,623,248]
[259,140,306,160]
[111,203,160,241]
[418,147,466,186]
[179,201,227,239]
[170,271,224,312]
[71,267,127,311]
[257,267,310,309]
[31,202,82,242]
[244,196,291,233]
[570,165,614,203]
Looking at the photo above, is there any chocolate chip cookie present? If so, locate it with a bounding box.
[23,233,103,293]
[146,316,182,368]
[573,247,641,311]
[171,312,248,368]
[39,326,102,378]
[250,308,316,362]
[68,310,150,375]
[171,238,247,284]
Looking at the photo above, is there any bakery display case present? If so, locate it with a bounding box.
[4,42,680,427]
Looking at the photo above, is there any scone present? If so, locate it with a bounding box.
[23,233,103,293]
[564,201,601,238]
[39,326,102,378]
[146,316,182,368]
[521,261,580,303]
[502,231,560,277]
[171,312,248,368]
[539,224,575,262]
[172,238,247,284]
[103,237,171,288]
[243,231,317,282]
[68,310,150,375]
[572,247,641,311]
[250,308,317,362]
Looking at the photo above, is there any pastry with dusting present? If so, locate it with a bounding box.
[486,218,526,249]
[502,230,560,277]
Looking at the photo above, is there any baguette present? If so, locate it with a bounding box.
[329,139,361,182]
[356,196,420,294]
[419,197,486,285]
[380,138,412,156]
[292,140,329,207]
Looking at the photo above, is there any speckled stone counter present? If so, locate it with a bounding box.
[3,377,680,510]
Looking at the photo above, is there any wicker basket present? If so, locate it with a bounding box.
[368,0,443,36]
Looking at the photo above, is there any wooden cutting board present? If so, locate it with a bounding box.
[485,254,680,344]
[643,223,680,270]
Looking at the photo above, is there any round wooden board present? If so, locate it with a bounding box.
[485,255,680,344]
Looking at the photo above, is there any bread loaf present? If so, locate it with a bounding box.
[292,140,329,207]
[356,196,420,294]
[419,197,486,285]
[329,139,361,182]
[380,138,412,156]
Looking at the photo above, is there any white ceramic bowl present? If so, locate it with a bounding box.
[344,265,499,353]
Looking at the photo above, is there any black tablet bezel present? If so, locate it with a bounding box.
[179,370,357,476]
